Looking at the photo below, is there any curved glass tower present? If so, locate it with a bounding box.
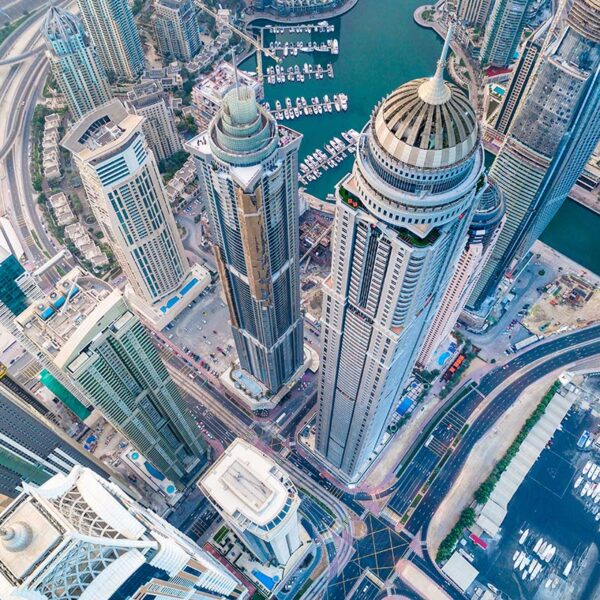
[471,0,600,310]
[188,86,304,395]
[42,7,112,120]
[315,31,485,483]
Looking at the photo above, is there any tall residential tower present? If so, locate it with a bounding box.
[14,269,208,489]
[480,0,532,67]
[76,0,145,80]
[315,30,485,483]
[0,467,246,599]
[470,0,600,310]
[187,86,304,395]
[154,0,201,62]
[62,100,190,307]
[42,7,112,120]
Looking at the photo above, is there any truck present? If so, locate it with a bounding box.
[511,334,541,353]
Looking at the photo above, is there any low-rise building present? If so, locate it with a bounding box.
[200,438,304,567]
[48,192,76,226]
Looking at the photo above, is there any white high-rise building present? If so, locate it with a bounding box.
[42,7,112,120]
[417,182,505,367]
[0,466,247,599]
[62,100,205,324]
[315,29,485,483]
[126,81,182,162]
[200,438,303,566]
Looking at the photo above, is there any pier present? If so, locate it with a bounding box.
[265,94,348,121]
[264,21,335,34]
[268,40,339,56]
[266,63,335,85]
[299,130,360,186]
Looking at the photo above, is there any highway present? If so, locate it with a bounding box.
[0,0,74,275]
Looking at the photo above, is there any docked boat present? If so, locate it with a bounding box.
[563,560,573,577]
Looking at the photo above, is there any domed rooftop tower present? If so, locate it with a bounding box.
[315,25,487,483]
[352,24,484,237]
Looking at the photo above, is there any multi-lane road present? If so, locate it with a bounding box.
[165,319,600,599]
[0,1,74,275]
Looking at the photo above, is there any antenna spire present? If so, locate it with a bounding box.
[232,49,240,100]
[417,22,455,105]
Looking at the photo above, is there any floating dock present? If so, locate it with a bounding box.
[266,63,335,85]
[299,129,360,186]
[265,94,348,121]
[264,21,335,34]
[268,40,339,56]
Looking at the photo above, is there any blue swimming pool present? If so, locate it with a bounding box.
[252,570,279,591]
[438,351,452,366]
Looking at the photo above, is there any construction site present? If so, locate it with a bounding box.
[524,273,600,335]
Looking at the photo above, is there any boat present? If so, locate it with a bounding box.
[581,482,590,497]
[275,100,282,111]
[528,559,538,574]
[545,578,552,588]
[578,431,591,449]
[518,529,529,545]
[538,541,548,556]
[339,93,349,110]
[513,550,520,561]
[546,546,556,562]
[515,553,526,569]
[592,465,599,480]
[587,483,596,496]
[531,562,543,580]
[331,39,339,55]
[575,476,583,489]
[521,569,528,580]
[563,560,573,577]
[533,538,543,553]
[519,557,530,572]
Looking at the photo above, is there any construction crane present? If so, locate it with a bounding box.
[194,1,281,85]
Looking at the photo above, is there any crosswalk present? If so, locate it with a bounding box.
[425,436,448,458]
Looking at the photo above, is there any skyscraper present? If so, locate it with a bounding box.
[0,466,247,599]
[42,7,112,120]
[457,0,494,29]
[200,438,304,566]
[126,81,182,161]
[494,33,543,136]
[315,30,485,483]
[187,86,304,395]
[470,0,600,310]
[154,0,201,62]
[14,269,207,489]
[62,100,190,307]
[76,0,145,80]
[0,385,117,499]
[417,182,505,366]
[480,0,531,67]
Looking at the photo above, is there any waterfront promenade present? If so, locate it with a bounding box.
[245,0,360,26]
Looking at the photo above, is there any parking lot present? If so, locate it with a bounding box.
[165,283,237,378]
